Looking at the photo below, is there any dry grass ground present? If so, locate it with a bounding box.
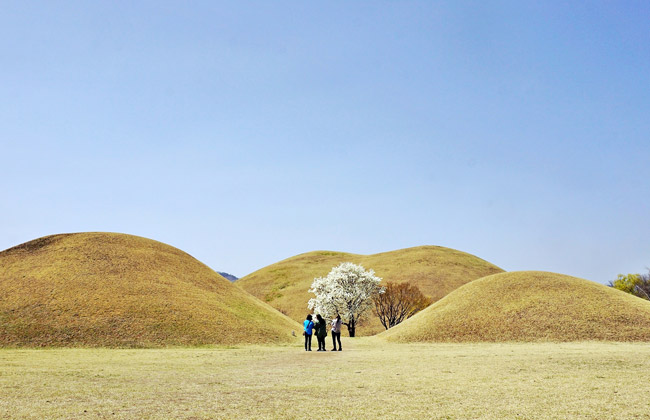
[236,246,503,335]
[0,233,300,346]
[2,339,650,419]
[383,271,650,342]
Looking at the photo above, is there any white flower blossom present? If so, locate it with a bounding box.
[307,262,382,336]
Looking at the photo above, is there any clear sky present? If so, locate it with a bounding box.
[1,1,648,283]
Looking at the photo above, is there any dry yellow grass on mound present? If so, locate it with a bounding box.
[236,246,503,335]
[0,233,300,347]
[382,271,650,342]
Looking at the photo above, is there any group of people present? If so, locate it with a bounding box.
[303,314,342,351]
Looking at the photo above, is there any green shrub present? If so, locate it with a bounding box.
[609,270,650,300]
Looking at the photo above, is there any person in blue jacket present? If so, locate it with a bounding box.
[303,314,314,351]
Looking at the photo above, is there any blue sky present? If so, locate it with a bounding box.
[1,1,648,283]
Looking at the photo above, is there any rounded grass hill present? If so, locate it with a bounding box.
[236,246,503,335]
[382,271,650,342]
[0,233,300,347]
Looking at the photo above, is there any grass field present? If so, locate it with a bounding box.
[2,339,650,419]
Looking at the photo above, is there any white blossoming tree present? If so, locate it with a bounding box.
[307,262,383,337]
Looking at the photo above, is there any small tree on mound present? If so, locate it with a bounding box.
[609,270,650,300]
[372,281,432,329]
[308,262,382,337]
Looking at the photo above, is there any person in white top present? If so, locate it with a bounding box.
[330,314,342,351]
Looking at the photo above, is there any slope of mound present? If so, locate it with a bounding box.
[382,271,650,342]
[236,246,503,335]
[0,233,300,347]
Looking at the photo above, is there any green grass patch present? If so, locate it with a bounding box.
[2,339,650,419]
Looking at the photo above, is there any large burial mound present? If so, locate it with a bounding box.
[0,233,299,347]
[236,246,503,335]
[382,271,650,342]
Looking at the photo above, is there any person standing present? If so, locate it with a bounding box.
[303,314,314,351]
[330,314,342,351]
[314,314,328,351]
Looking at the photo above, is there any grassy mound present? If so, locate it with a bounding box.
[0,233,300,347]
[382,271,650,342]
[236,246,503,335]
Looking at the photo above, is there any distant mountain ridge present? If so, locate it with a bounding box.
[218,272,238,282]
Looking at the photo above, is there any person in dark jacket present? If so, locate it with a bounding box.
[303,314,314,351]
[314,314,328,351]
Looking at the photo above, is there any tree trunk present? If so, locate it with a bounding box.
[346,315,356,337]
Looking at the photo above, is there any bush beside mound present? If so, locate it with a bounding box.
[0,233,300,347]
[382,271,650,342]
